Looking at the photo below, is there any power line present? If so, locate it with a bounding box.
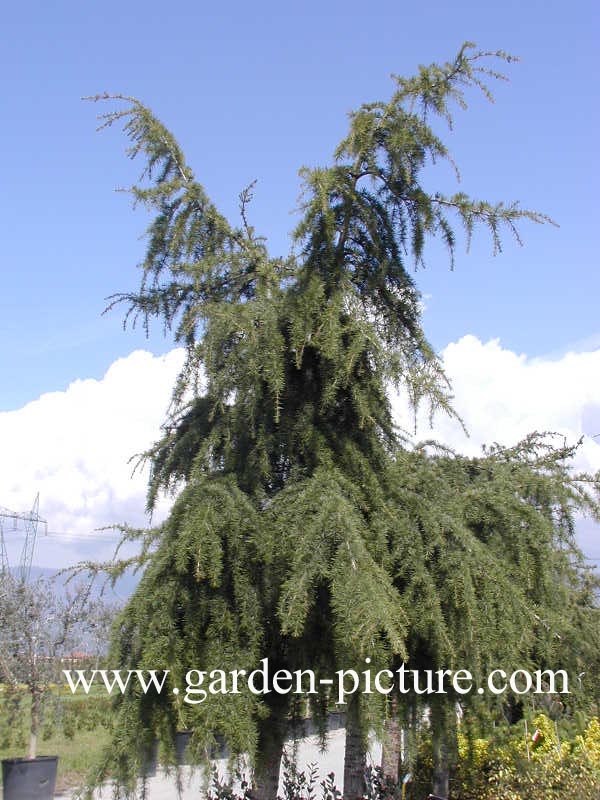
[47,530,122,540]
[4,528,123,541]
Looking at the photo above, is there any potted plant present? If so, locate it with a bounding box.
[0,571,104,799]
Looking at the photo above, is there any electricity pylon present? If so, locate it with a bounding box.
[0,495,47,581]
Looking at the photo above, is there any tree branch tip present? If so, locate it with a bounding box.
[83,92,140,105]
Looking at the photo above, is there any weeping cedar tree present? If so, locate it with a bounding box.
[82,44,599,799]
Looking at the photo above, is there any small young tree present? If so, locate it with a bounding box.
[0,572,104,759]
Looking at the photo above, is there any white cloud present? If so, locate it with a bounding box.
[0,349,184,567]
[1,337,598,568]
[392,335,600,474]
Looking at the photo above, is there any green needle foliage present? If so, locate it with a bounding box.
[381,436,600,794]
[82,43,598,799]
[386,435,600,693]
[95,44,552,509]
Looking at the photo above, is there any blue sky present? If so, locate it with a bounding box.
[1,0,598,411]
[1,0,599,568]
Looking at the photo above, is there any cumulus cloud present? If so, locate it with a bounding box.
[391,335,600,560]
[0,349,184,568]
[392,335,600,473]
[1,337,598,568]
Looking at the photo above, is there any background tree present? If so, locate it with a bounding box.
[0,572,106,761]
[82,43,599,800]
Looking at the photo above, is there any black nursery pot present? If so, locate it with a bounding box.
[2,756,58,800]
[175,730,192,765]
[140,739,160,778]
[210,733,228,760]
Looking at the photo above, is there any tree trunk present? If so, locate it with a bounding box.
[343,694,366,800]
[380,696,401,782]
[432,727,448,799]
[29,688,39,760]
[252,706,287,800]
[431,701,455,800]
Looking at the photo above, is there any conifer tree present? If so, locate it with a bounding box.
[381,437,600,794]
[84,43,599,799]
